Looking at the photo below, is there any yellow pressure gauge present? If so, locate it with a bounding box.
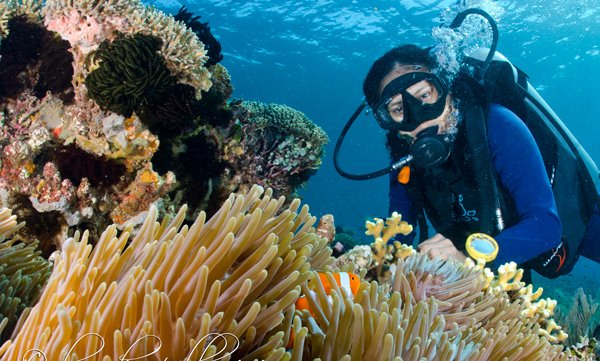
[466,233,499,262]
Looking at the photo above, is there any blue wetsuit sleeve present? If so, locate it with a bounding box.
[487,104,562,266]
[389,173,417,245]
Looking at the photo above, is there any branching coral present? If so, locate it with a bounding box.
[228,101,329,196]
[0,208,52,343]
[0,186,333,360]
[0,0,43,38]
[173,6,223,67]
[363,212,414,282]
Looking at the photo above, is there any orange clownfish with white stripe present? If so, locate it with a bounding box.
[295,272,361,316]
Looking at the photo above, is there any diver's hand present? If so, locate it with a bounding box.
[418,233,467,262]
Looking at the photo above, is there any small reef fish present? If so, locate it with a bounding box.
[288,272,361,348]
[295,272,361,316]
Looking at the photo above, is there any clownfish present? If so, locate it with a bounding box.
[288,272,361,349]
[295,272,361,316]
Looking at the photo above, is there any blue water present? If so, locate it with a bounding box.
[149,0,600,297]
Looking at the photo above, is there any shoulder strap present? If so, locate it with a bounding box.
[452,75,504,234]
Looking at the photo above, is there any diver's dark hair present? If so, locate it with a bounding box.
[362,44,437,107]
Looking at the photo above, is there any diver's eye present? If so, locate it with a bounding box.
[421,92,431,100]
[390,105,403,114]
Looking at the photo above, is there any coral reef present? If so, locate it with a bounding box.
[0,208,52,343]
[173,6,223,67]
[85,32,176,117]
[225,101,329,198]
[43,0,211,97]
[0,186,333,360]
[0,0,327,256]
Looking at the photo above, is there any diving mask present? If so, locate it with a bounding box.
[373,72,448,131]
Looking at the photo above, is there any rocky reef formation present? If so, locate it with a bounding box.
[0,0,327,255]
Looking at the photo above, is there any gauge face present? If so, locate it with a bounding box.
[466,233,498,262]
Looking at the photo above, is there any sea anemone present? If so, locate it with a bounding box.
[0,186,333,360]
[0,208,52,343]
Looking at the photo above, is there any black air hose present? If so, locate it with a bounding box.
[456,79,501,234]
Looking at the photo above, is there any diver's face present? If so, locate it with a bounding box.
[379,64,453,140]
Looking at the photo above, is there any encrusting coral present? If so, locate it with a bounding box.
[0,185,333,360]
[0,208,52,343]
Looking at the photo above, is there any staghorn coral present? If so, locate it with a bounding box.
[0,185,333,360]
[227,101,329,197]
[0,208,52,343]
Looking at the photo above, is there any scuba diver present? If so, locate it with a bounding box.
[334,9,600,279]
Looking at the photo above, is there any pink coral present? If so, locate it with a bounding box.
[44,9,107,54]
